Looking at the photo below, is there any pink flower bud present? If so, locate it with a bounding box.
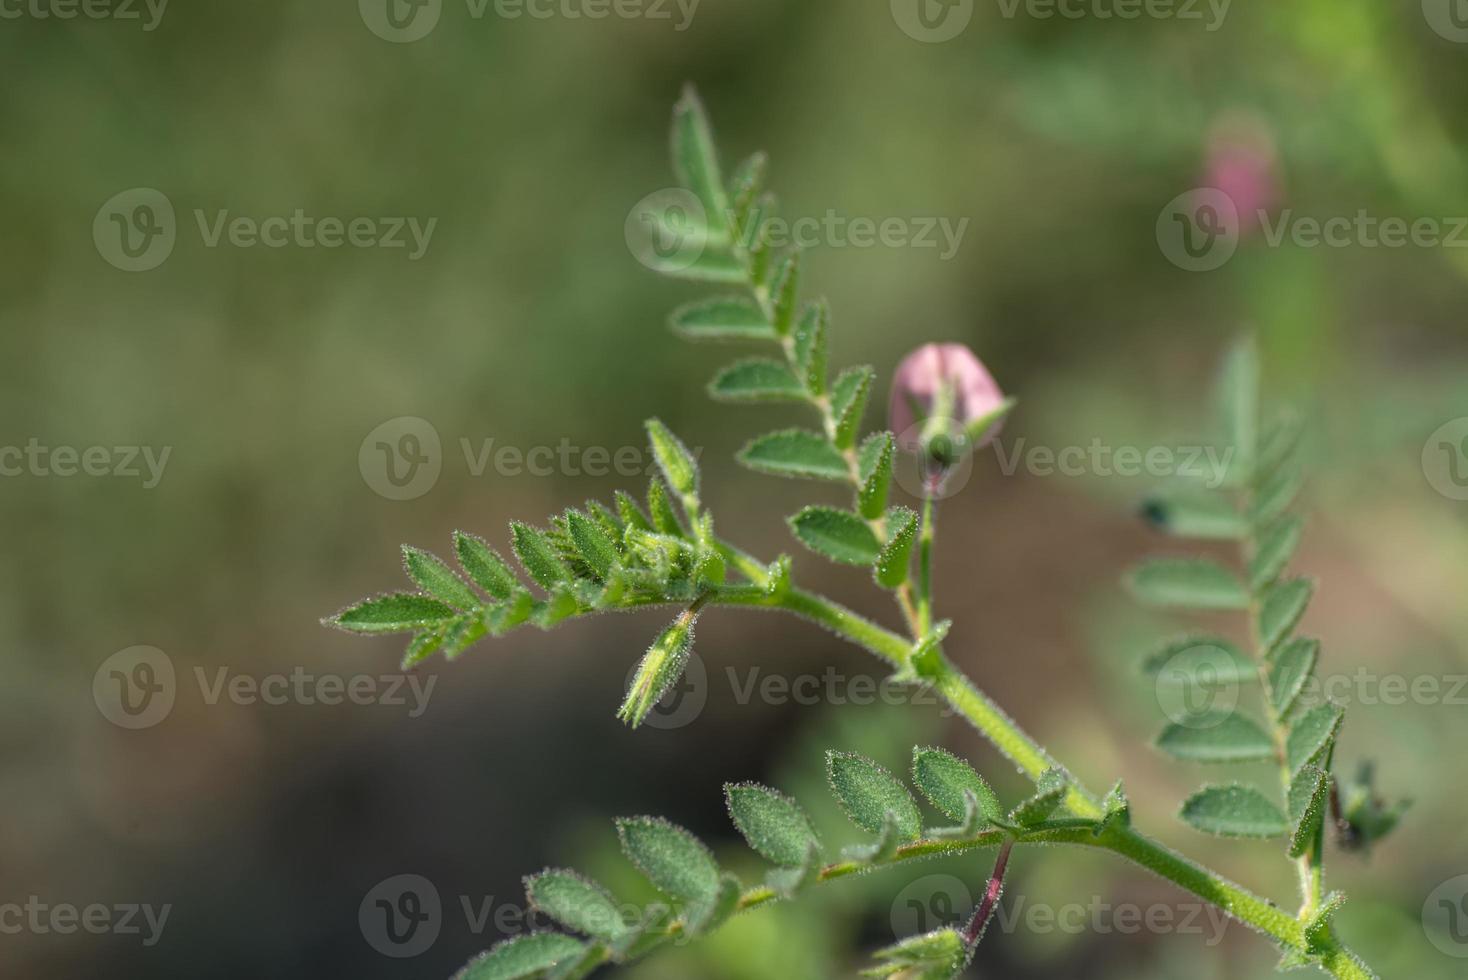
[1204,113,1279,236]
[888,343,1008,453]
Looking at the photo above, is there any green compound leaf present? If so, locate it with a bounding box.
[1140,489,1247,540]
[401,631,444,670]
[1216,336,1259,485]
[1180,784,1287,839]
[645,418,699,499]
[402,546,481,610]
[725,782,821,867]
[1141,635,1258,686]
[1259,578,1314,655]
[874,506,919,590]
[911,746,1002,825]
[788,506,881,566]
[616,816,721,906]
[670,296,775,343]
[857,432,895,520]
[525,870,630,941]
[771,253,801,336]
[830,366,875,451]
[1252,462,1303,526]
[728,152,767,235]
[864,928,966,979]
[671,86,729,238]
[510,522,572,590]
[565,511,619,582]
[453,531,520,601]
[738,429,849,481]
[1287,765,1330,859]
[1269,637,1319,717]
[1095,780,1131,836]
[826,751,923,841]
[618,615,697,729]
[328,593,457,634]
[708,358,805,402]
[1127,558,1249,611]
[646,479,684,536]
[1009,769,1068,827]
[793,301,829,396]
[614,490,652,532]
[455,933,587,980]
[1257,410,1303,482]
[1250,516,1303,590]
[1156,713,1276,763]
[1286,703,1344,774]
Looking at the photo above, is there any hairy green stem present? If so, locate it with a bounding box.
[703,580,1376,978]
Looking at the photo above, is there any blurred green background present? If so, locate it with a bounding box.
[3,1,1468,977]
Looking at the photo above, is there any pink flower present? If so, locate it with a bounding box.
[888,343,1008,454]
[1204,114,1279,236]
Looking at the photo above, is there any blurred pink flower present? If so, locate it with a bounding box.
[1205,114,1279,235]
[888,342,1007,452]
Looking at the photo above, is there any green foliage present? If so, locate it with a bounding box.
[618,614,697,729]
[826,751,923,842]
[1127,558,1249,610]
[1287,765,1330,859]
[724,783,821,867]
[454,531,519,600]
[1286,704,1344,774]
[1155,714,1276,764]
[526,871,631,941]
[737,429,848,481]
[873,507,919,590]
[857,433,894,520]
[331,93,1394,980]
[1130,337,1402,948]
[911,746,1002,826]
[861,929,966,979]
[788,507,880,566]
[1180,785,1287,839]
[327,593,456,634]
[455,933,588,980]
[708,359,804,402]
[1269,638,1319,717]
[617,816,723,907]
[645,418,700,500]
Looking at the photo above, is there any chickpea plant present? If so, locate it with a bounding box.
[326,89,1402,979]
